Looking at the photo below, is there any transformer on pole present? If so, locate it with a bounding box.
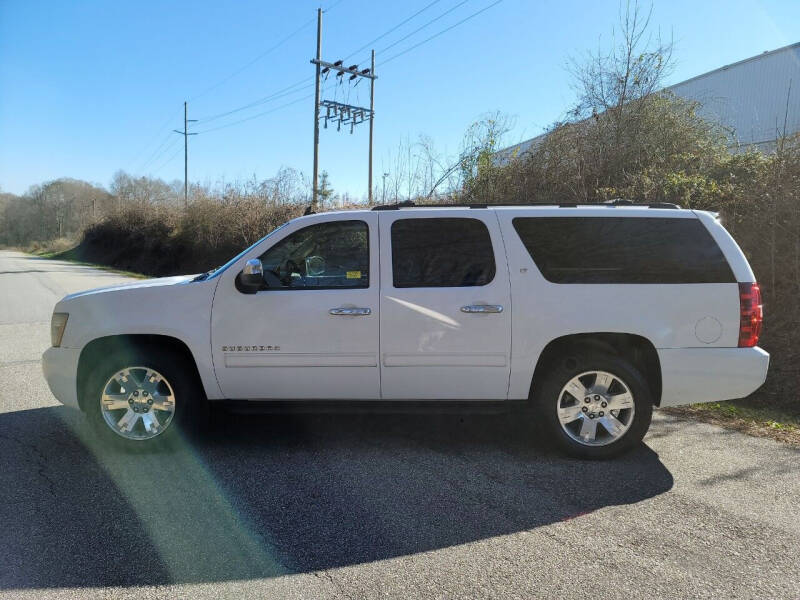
[311,9,377,209]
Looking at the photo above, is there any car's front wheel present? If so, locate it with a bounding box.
[535,350,653,459]
[84,348,205,449]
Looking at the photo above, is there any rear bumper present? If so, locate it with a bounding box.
[42,347,81,408]
[657,346,769,407]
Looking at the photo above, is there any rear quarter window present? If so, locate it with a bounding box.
[512,216,735,284]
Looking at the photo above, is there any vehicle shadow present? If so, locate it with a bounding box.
[0,405,673,589]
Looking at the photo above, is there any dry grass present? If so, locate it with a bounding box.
[61,201,307,276]
[23,237,76,257]
[665,400,800,446]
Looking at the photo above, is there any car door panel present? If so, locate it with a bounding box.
[210,213,380,400]
[378,211,512,400]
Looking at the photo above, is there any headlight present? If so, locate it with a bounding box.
[51,313,69,347]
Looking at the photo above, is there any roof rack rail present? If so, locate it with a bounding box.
[372,201,489,210]
[371,200,416,210]
[645,202,682,209]
[371,200,682,210]
[602,199,681,209]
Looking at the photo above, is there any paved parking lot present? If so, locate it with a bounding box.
[1,250,798,599]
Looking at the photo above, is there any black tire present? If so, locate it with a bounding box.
[533,349,653,459]
[83,346,207,451]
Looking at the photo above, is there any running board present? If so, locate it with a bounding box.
[217,399,528,415]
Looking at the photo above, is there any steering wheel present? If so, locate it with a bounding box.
[306,255,326,277]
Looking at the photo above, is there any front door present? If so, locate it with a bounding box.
[378,210,512,400]
[211,213,380,400]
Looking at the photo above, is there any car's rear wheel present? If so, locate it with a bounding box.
[535,350,653,459]
[84,348,205,449]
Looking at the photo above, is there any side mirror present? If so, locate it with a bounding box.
[236,258,264,294]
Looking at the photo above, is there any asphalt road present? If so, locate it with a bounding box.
[0,249,798,600]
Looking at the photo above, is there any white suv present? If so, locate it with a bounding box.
[42,203,769,458]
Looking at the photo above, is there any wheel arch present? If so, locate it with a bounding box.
[530,333,662,406]
[77,334,205,411]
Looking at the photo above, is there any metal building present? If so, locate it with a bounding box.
[497,42,800,161]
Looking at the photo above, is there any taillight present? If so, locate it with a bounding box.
[738,282,763,347]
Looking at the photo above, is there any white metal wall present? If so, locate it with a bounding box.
[496,42,800,161]
[667,43,800,149]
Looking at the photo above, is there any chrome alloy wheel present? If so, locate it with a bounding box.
[556,370,635,447]
[100,367,176,441]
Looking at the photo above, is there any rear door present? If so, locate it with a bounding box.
[378,210,512,400]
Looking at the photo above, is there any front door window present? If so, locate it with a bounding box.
[258,219,369,289]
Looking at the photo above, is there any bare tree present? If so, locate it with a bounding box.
[569,0,673,121]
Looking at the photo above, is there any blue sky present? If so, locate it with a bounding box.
[1,0,798,197]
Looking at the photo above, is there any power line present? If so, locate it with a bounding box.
[189,0,503,136]
[381,0,503,65]
[188,0,348,103]
[195,77,313,123]
[376,0,471,57]
[191,0,439,128]
[131,109,182,172]
[324,0,348,11]
[194,76,350,135]
[191,1,436,131]
[129,0,347,172]
[134,0,490,173]
[142,140,181,176]
[135,130,173,173]
[193,92,316,134]
[342,0,443,61]
[188,20,315,103]
[137,133,181,174]
[151,145,184,176]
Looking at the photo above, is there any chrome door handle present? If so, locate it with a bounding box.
[461,304,503,314]
[329,307,372,316]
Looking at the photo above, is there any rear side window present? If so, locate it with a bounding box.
[391,218,496,287]
[512,217,735,284]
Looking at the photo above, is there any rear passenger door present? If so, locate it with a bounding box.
[378,210,512,400]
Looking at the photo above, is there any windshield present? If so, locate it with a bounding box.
[205,220,293,280]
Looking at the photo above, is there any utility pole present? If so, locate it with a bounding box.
[382,172,388,204]
[174,101,198,209]
[368,49,375,204]
[312,8,322,210]
[311,9,376,209]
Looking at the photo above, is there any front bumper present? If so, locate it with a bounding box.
[42,346,81,408]
[658,346,770,407]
